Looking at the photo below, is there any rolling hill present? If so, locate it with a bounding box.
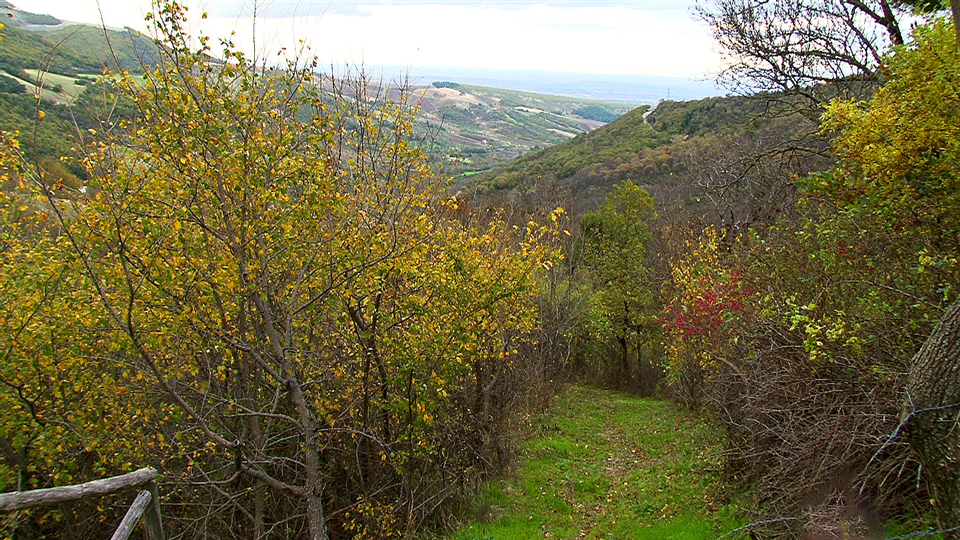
[0,2,637,180]
[408,82,634,173]
[462,91,826,219]
[1,2,161,75]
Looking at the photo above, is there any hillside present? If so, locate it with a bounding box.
[0,3,633,180]
[0,4,160,75]
[365,78,635,173]
[465,105,663,194]
[0,4,159,182]
[409,82,633,173]
[463,92,825,217]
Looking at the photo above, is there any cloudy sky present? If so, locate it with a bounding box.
[25,0,722,77]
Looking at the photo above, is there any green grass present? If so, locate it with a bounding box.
[16,69,148,105]
[23,69,87,101]
[450,386,745,540]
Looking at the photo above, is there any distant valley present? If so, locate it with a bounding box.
[401,82,636,174]
[0,2,719,179]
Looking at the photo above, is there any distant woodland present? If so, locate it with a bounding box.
[2,0,960,539]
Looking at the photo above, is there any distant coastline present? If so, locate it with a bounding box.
[363,65,725,105]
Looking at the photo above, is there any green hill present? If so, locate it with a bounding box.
[466,105,662,195]
[0,5,156,183]
[462,92,824,217]
[0,1,60,27]
[0,3,636,186]
[0,25,93,75]
[37,25,162,73]
[0,21,159,76]
[410,83,635,174]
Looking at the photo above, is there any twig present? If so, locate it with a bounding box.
[859,389,960,489]
[888,527,960,540]
[716,517,798,540]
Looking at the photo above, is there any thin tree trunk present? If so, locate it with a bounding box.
[617,335,629,376]
[254,484,265,540]
[952,0,960,50]
[289,371,328,540]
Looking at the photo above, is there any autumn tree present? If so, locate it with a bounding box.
[695,0,909,103]
[660,227,753,406]
[0,131,167,538]
[575,181,657,388]
[821,18,960,534]
[2,3,559,539]
[820,18,960,254]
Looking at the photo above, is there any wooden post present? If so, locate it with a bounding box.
[110,490,153,540]
[144,480,165,540]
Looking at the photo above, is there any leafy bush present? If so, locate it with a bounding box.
[660,19,960,537]
[0,74,23,93]
[0,4,567,539]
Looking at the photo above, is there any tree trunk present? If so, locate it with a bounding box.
[253,484,265,540]
[305,488,328,540]
[617,334,629,377]
[904,298,960,536]
[300,404,328,540]
[952,0,960,50]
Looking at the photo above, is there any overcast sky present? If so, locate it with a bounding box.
[24,0,722,77]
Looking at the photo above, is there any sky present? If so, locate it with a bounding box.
[23,0,723,78]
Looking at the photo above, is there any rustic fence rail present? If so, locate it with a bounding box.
[0,467,164,540]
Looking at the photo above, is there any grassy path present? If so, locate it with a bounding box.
[451,386,744,540]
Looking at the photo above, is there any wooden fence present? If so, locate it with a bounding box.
[0,467,164,540]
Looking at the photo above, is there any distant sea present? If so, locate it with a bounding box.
[364,65,726,105]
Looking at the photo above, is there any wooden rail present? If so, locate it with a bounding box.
[0,467,164,540]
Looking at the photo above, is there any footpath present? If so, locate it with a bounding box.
[451,385,744,540]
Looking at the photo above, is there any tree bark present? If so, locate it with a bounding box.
[617,334,629,377]
[904,298,960,536]
[952,0,960,50]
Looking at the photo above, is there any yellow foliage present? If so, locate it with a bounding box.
[0,3,563,536]
[820,19,960,237]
